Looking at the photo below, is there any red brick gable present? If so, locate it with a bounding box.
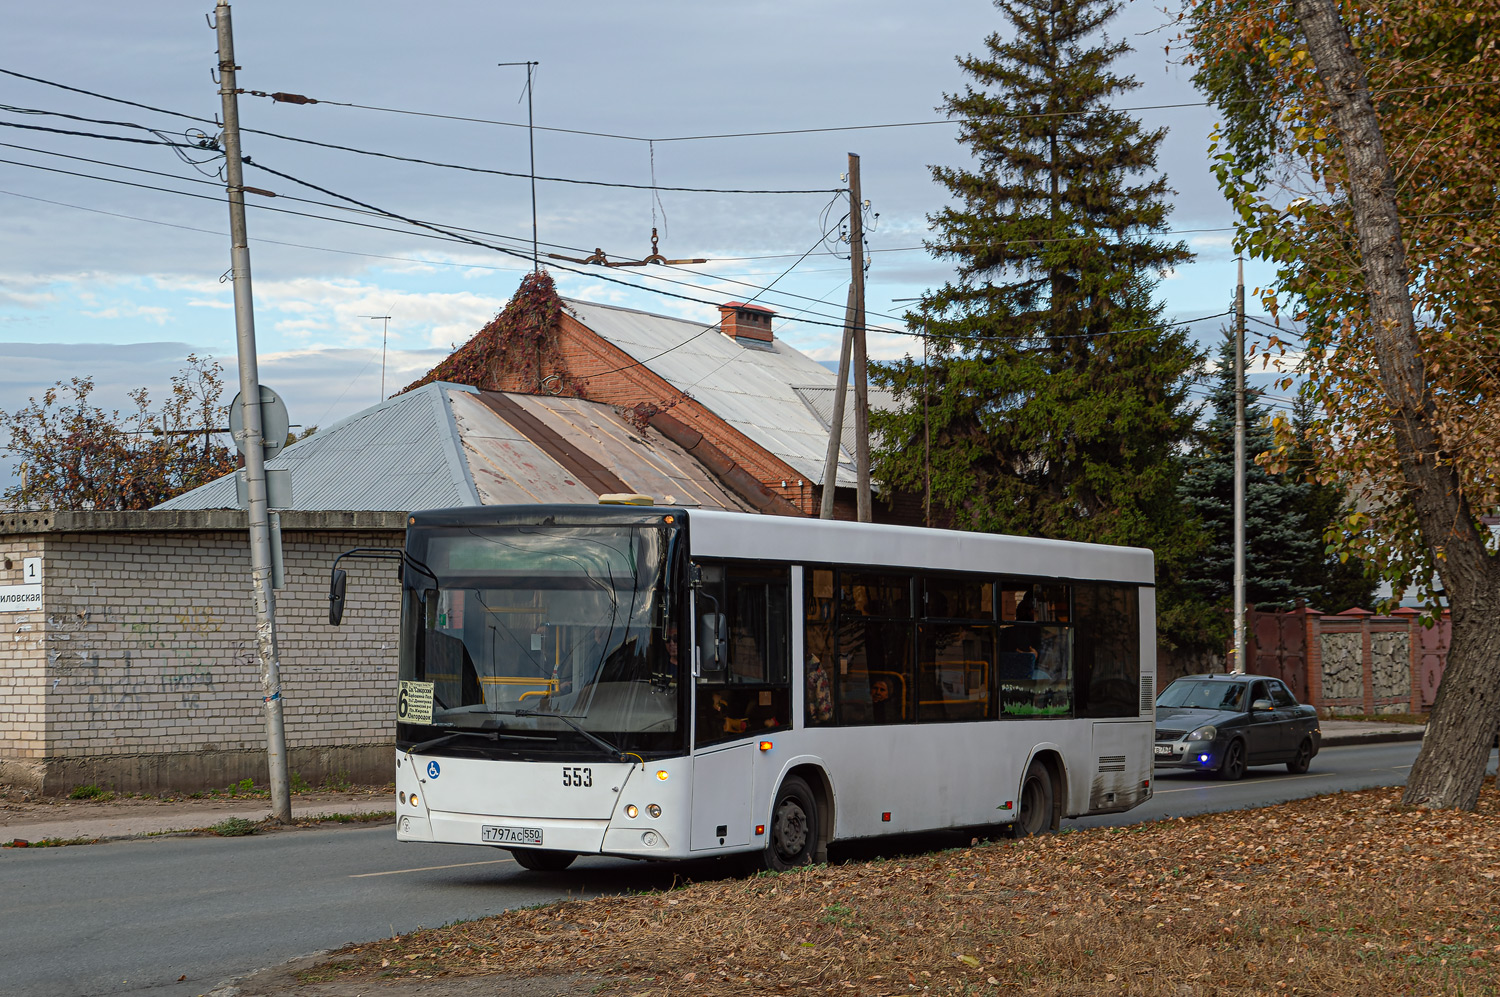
[401,276,819,514]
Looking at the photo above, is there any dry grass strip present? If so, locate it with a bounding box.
[306,782,1500,996]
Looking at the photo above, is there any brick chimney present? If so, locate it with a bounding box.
[718,302,775,344]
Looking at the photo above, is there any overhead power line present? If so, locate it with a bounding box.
[0,117,202,148]
[223,80,1500,141]
[0,98,841,196]
[0,140,1253,348]
[0,151,860,326]
[239,157,884,333]
[7,62,1500,154]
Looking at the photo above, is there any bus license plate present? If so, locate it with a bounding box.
[482,824,543,846]
[1153,744,1174,756]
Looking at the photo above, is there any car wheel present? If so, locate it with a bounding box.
[1216,739,1246,781]
[1286,736,1315,774]
[764,776,818,871]
[509,848,577,871]
[1014,760,1057,836]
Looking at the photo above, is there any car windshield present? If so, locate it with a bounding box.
[399,524,681,746]
[1157,679,1247,712]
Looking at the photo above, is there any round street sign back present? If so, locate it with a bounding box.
[228,384,290,457]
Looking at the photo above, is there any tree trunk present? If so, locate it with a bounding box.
[1293,0,1500,808]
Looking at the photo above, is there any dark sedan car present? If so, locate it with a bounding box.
[1154,673,1321,780]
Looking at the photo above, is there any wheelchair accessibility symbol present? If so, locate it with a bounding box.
[426,760,441,779]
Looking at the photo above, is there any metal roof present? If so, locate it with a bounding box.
[156,382,479,512]
[156,382,754,513]
[565,299,888,488]
[453,391,753,510]
[791,383,898,459]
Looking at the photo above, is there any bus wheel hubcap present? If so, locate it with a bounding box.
[775,802,808,856]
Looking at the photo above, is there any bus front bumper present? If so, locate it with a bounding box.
[401,809,678,859]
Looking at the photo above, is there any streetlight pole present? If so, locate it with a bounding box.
[1232,258,1247,674]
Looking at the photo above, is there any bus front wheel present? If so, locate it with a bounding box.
[1014,760,1056,837]
[764,776,818,871]
[509,848,577,872]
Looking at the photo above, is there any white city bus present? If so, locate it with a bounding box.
[329,504,1156,871]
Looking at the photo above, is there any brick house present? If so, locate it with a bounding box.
[404,289,901,521]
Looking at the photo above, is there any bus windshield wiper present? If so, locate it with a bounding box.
[405,728,554,754]
[511,708,626,761]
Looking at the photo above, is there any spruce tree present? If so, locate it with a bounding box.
[1178,341,1322,611]
[1283,395,1377,612]
[870,0,1209,646]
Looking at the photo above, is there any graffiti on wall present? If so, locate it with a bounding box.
[44,601,231,712]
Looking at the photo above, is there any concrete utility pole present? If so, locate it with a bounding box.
[214,1,291,822]
[1232,258,1247,675]
[847,153,872,523]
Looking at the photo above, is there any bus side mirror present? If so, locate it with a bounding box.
[328,568,348,625]
[698,613,727,678]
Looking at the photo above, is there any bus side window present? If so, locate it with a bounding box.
[917,623,992,722]
[1073,583,1140,718]
[695,563,792,747]
[804,568,835,725]
[835,572,915,726]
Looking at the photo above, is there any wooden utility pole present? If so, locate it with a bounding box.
[847,153,872,523]
[818,287,854,520]
[214,1,291,823]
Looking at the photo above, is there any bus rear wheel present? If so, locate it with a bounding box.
[764,776,818,871]
[1014,760,1056,837]
[509,848,576,872]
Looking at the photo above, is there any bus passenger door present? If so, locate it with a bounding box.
[688,560,792,851]
[691,742,754,849]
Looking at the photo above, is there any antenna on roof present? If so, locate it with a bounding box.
[365,314,392,400]
[498,60,541,271]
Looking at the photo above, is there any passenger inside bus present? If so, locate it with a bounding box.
[870,678,894,723]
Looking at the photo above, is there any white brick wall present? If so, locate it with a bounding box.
[0,540,46,763]
[0,517,404,790]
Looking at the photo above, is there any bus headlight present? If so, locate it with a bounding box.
[647,804,661,819]
[625,804,639,819]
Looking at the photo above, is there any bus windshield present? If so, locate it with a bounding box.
[399,524,682,753]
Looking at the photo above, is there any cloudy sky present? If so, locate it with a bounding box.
[0,1,1283,481]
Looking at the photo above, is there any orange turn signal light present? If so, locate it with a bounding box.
[755,824,765,835]
[759,740,773,752]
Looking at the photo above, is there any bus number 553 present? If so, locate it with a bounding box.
[562,766,592,788]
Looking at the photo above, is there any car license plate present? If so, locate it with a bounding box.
[1153,744,1174,756]
[481,824,543,846]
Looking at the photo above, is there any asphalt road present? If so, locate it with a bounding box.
[3,740,1494,997]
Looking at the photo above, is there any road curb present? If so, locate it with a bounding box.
[1320,729,1425,747]
[205,949,335,997]
[2,810,394,849]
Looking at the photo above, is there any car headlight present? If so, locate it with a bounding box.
[1187,725,1218,741]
